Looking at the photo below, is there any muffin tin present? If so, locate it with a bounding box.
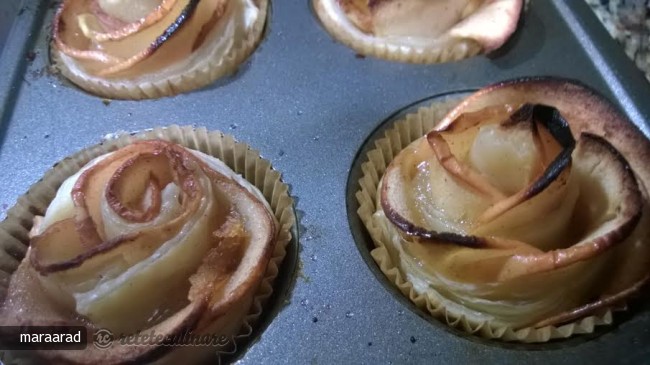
[1,0,650,364]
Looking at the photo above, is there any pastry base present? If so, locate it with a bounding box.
[51,0,269,100]
[355,96,615,343]
[312,0,483,64]
[0,125,295,362]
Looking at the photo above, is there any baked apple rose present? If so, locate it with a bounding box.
[52,0,267,98]
[373,79,650,334]
[1,139,278,363]
[313,0,523,63]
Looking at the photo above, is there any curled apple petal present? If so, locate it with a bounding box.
[77,0,179,42]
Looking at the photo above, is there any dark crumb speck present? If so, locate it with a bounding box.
[26,51,37,62]
[102,99,111,106]
[410,336,417,344]
[44,134,50,139]
[367,342,372,346]
[229,123,238,130]
[312,317,318,323]
[355,53,366,59]
[278,149,285,157]
[28,68,45,80]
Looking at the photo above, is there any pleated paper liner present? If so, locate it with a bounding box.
[0,125,296,364]
[354,96,616,343]
[51,0,269,100]
[312,0,482,64]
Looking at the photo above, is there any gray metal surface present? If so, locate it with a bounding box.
[1,0,649,364]
[0,1,19,53]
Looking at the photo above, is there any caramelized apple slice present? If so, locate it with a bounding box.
[381,103,575,246]
[54,0,229,76]
[77,0,178,42]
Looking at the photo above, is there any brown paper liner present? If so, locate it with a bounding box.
[52,0,269,100]
[0,125,295,363]
[355,97,615,343]
[312,0,482,64]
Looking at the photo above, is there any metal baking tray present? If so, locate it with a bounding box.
[1,0,650,364]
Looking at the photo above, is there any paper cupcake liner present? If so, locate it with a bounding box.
[355,98,615,343]
[312,0,482,64]
[0,125,295,363]
[51,0,269,100]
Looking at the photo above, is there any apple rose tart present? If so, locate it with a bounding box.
[51,0,268,99]
[0,129,294,364]
[357,78,650,342]
[313,0,523,63]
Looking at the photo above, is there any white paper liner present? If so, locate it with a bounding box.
[0,125,295,363]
